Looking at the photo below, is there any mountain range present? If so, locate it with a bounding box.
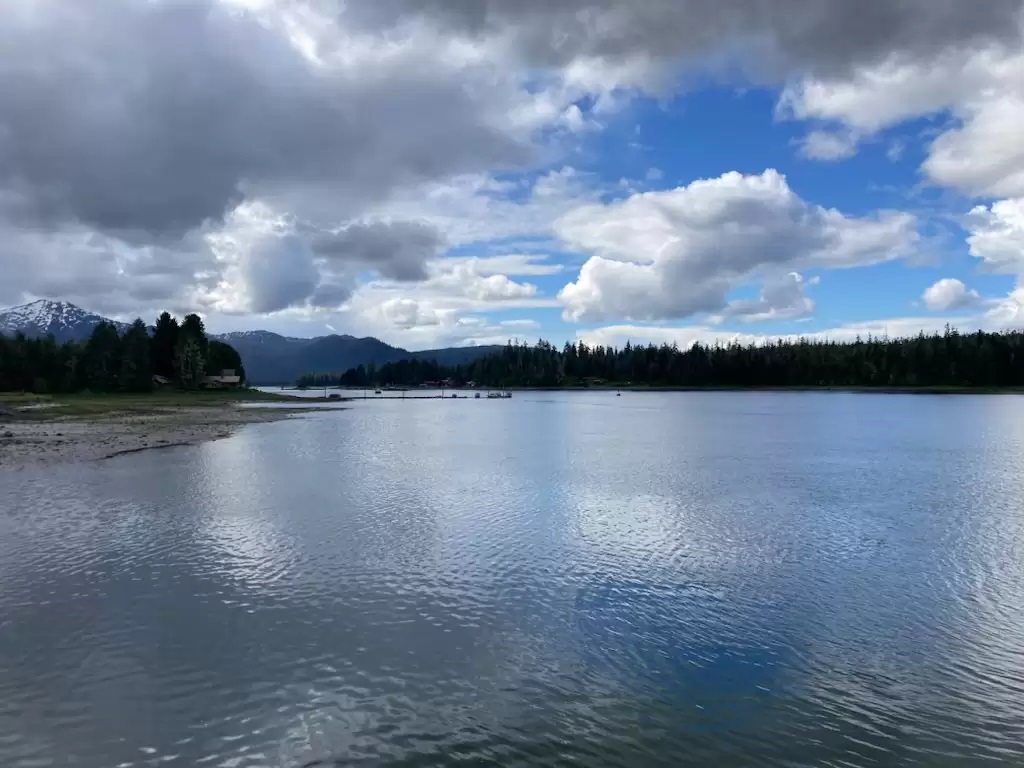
[0,300,501,384]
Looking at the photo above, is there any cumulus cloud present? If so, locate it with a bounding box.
[378,298,444,329]
[241,236,320,313]
[721,273,818,323]
[0,222,215,318]
[365,167,603,249]
[432,269,538,302]
[3,0,1020,339]
[345,0,1023,83]
[309,220,443,281]
[966,198,1024,273]
[922,278,983,311]
[339,291,545,349]
[0,0,537,238]
[924,92,1024,198]
[781,43,1024,197]
[556,170,916,322]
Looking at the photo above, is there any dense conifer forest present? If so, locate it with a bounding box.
[297,327,1024,390]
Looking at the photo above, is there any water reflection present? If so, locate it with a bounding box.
[1,392,1024,766]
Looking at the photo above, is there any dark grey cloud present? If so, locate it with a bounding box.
[343,0,1024,78]
[0,0,531,238]
[0,221,215,317]
[310,221,443,281]
[242,236,320,314]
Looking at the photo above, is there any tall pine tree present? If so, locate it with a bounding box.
[119,319,153,392]
[175,313,208,388]
[151,312,179,379]
[83,322,122,392]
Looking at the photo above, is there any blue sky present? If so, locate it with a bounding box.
[1,0,1023,350]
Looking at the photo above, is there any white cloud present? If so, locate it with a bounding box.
[4,0,1021,342]
[798,130,859,161]
[378,298,444,329]
[307,253,560,347]
[925,92,1024,199]
[922,278,982,311]
[556,169,916,322]
[982,286,1024,327]
[781,45,1024,198]
[366,167,604,248]
[719,272,818,323]
[967,198,1024,273]
[499,318,542,330]
[333,292,543,349]
[440,253,565,277]
[429,264,538,302]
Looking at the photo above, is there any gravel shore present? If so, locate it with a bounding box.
[0,406,326,470]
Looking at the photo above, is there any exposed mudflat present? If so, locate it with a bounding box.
[0,406,330,469]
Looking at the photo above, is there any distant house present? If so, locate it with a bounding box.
[201,369,242,389]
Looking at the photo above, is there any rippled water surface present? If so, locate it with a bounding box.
[3,392,1024,767]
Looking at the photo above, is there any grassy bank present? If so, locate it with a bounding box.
[0,388,346,421]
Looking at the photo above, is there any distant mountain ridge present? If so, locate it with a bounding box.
[0,299,501,383]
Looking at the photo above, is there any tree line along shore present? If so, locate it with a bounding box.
[297,326,1024,391]
[0,312,245,395]
[7,321,1024,400]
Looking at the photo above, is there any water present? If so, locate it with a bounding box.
[2,392,1024,767]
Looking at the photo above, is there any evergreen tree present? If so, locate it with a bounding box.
[296,332,1024,390]
[175,313,208,388]
[119,319,153,392]
[0,310,246,394]
[83,322,122,391]
[151,312,179,379]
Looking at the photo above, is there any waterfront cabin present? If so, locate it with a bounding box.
[201,369,242,389]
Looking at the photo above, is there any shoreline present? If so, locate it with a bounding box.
[287,384,1024,396]
[0,395,343,470]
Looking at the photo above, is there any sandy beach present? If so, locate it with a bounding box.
[0,405,331,470]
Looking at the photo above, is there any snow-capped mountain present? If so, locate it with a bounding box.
[0,299,129,343]
[217,330,313,345]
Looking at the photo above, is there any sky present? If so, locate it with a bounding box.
[1,0,1024,350]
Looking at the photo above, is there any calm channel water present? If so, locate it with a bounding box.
[2,392,1024,767]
